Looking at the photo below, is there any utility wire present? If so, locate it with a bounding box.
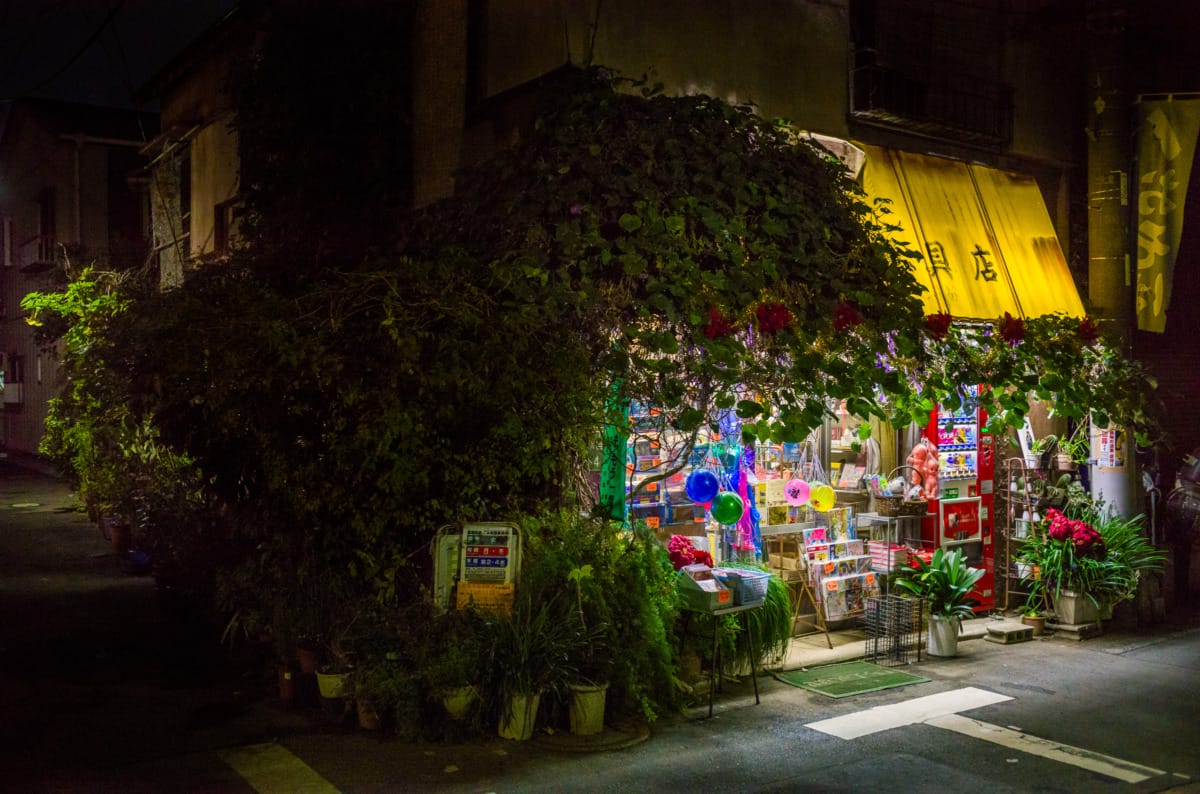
[2,0,125,100]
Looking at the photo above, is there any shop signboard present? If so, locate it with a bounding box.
[460,522,520,585]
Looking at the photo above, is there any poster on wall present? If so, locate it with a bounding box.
[1093,427,1126,472]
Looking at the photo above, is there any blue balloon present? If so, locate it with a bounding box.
[685,470,720,503]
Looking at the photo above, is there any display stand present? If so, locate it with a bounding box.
[777,521,877,647]
[999,457,1037,611]
[763,524,831,648]
[857,512,927,595]
[679,601,762,719]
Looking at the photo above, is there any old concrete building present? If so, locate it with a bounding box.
[0,98,153,456]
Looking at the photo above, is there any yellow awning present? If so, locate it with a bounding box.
[859,144,1085,320]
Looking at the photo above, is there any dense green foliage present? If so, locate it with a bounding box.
[19,64,1166,729]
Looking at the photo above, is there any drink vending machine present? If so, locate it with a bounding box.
[920,392,996,612]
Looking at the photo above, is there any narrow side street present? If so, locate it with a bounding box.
[3,459,1199,793]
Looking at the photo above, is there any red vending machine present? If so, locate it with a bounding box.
[921,390,996,612]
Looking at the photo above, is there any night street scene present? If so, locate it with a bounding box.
[2,1,1200,792]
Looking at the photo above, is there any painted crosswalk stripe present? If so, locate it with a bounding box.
[218,742,340,794]
[805,686,1012,739]
[927,714,1165,784]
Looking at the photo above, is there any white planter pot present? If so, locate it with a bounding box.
[441,685,477,720]
[315,670,352,699]
[927,614,960,657]
[568,683,608,736]
[498,692,540,741]
[1052,590,1099,625]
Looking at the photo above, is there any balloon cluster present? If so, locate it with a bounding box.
[685,469,746,525]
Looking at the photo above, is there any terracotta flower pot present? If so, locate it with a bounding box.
[357,699,382,730]
[278,666,297,705]
[296,647,319,675]
[1021,614,1046,636]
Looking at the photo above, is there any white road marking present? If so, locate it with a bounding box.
[219,742,340,794]
[804,686,1012,739]
[805,686,1165,784]
[927,714,1165,784]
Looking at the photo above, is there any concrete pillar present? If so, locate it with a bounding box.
[412,0,468,208]
[1086,0,1138,516]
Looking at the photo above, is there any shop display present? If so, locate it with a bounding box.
[795,529,878,622]
[676,563,733,611]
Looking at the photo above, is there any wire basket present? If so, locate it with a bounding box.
[713,568,771,606]
[834,488,870,513]
[875,466,927,517]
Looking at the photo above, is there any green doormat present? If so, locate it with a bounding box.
[773,661,929,698]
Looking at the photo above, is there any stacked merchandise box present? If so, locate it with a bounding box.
[868,540,910,573]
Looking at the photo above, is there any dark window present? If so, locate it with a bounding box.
[38,188,56,262]
[850,0,1012,146]
[178,153,192,227]
[1,215,11,267]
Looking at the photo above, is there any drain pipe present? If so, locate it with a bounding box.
[1085,0,1138,517]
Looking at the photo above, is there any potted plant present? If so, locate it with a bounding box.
[564,564,611,736]
[1028,435,1058,470]
[1056,424,1091,470]
[1015,505,1164,626]
[895,547,984,657]
[352,658,419,734]
[484,592,585,741]
[424,609,486,720]
[1018,598,1049,637]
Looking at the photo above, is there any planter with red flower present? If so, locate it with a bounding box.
[1014,507,1165,627]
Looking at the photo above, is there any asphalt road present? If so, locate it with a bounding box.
[3,458,1199,793]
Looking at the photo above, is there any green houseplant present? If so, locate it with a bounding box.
[424,609,486,720]
[895,547,984,657]
[483,592,586,741]
[1015,505,1165,625]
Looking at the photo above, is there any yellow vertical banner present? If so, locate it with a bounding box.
[1136,99,1200,332]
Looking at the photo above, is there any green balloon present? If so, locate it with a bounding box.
[711,492,745,525]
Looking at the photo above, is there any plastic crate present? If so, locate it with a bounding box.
[677,566,733,611]
[713,568,771,606]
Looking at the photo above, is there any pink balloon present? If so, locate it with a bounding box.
[784,479,810,506]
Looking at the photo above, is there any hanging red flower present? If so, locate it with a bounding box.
[704,308,734,340]
[1078,316,1100,344]
[999,312,1024,345]
[755,302,793,335]
[833,302,863,331]
[925,312,953,341]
